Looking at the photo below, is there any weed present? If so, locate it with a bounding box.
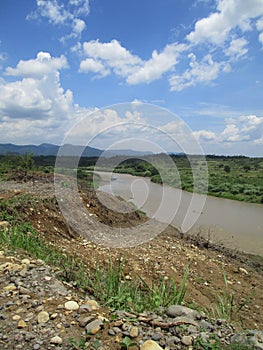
[210,267,254,322]
[119,336,137,349]
[68,337,87,349]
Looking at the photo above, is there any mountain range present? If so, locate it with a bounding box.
[0,143,152,158]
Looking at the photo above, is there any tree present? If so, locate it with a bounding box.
[19,152,34,177]
[224,165,231,173]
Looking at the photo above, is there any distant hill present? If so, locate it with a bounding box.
[0,143,152,158]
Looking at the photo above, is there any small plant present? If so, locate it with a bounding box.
[68,337,87,349]
[119,336,137,349]
[210,267,254,322]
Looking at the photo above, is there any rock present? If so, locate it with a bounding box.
[85,318,103,335]
[17,320,27,328]
[3,284,17,292]
[0,221,10,228]
[37,311,49,323]
[140,340,163,350]
[50,336,63,345]
[181,335,193,346]
[50,313,58,319]
[239,267,249,275]
[12,315,21,321]
[152,333,163,341]
[231,330,263,350]
[84,299,100,311]
[129,326,139,338]
[79,316,94,328]
[166,305,199,320]
[21,259,30,265]
[64,300,79,311]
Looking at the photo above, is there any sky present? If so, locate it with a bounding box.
[0,0,263,156]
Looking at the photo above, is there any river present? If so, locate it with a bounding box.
[96,172,263,256]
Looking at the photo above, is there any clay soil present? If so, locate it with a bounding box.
[0,174,262,331]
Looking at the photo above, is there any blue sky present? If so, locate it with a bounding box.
[0,0,263,156]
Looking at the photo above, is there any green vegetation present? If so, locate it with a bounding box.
[210,267,254,323]
[193,334,253,350]
[108,155,263,204]
[1,152,262,203]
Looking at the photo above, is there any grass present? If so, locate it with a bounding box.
[0,220,189,313]
[210,267,254,323]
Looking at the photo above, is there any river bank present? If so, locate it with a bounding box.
[96,172,263,256]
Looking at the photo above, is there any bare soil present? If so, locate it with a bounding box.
[0,174,262,331]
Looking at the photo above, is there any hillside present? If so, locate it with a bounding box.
[0,172,262,349]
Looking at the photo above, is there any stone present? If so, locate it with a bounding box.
[129,326,139,338]
[239,267,249,275]
[37,311,49,323]
[231,330,263,350]
[3,284,17,292]
[12,315,21,321]
[140,340,163,350]
[50,336,63,345]
[17,320,27,328]
[166,305,199,320]
[84,299,100,312]
[181,335,193,346]
[0,221,10,228]
[79,316,94,328]
[85,319,103,335]
[64,300,79,311]
[21,259,30,265]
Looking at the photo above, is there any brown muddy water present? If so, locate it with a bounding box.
[97,172,263,256]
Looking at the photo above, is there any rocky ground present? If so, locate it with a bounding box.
[0,174,263,349]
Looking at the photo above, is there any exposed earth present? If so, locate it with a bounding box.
[0,173,262,349]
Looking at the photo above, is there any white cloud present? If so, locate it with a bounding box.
[224,37,248,60]
[259,32,263,44]
[193,130,217,141]
[256,16,263,30]
[194,115,263,145]
[80,39,187,85]
[81,39,142,78]
[187,0,263,45]
[79,58,110,77]
[127,43,186,85]
[28,0,90,40]
[0,52,75,143]
[169,53,230,91]
[5,52,68,78]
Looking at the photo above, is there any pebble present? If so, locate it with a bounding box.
[37,311,49,323]
[181,335,193,346]
[17,320,27,328]
[50,336,63,345]
[64,300,79,311]
[166,305,199,320]
[140,339,164,350]
[130,326,139,338]
[85,319,103,335]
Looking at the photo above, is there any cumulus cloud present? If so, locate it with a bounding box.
[79,58,110,77]
[187,0,263,45]
[80,39,186,84]
[0,52,75,143]
[169,53,230,91]
[194,115,263,144]
[224,37,248,60]
[5,52,68,78]
[127,43,186,85]
[28,0,89,40]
